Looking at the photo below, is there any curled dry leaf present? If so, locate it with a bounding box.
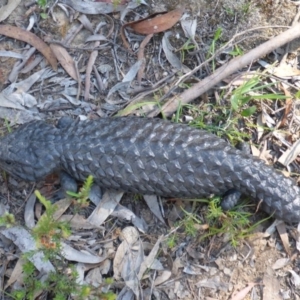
[50,44,78,80]
[61,242,106,263]
[0,25,57,70]
[88,191,123,226]
[276,221,291,256]
[24,194,36,229]
[126,7,184,35]
[162,32,183,70]
[154,270,172,286]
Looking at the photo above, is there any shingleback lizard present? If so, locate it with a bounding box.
[0,117,299,222]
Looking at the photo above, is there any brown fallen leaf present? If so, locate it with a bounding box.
[126,7,184,35]
[277,84,292,128]
[276,221,291,256]
[230,282,257,300]
[121,7,184,52]
[0,25,57,71]
[50,44,77,80]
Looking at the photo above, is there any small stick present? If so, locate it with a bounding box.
[148,23,300,117]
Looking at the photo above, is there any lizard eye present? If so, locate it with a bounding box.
[5,160,11,165]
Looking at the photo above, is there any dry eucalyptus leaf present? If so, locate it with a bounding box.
[143,195,165,224]
[278,139,300,166]
[114,227,144,297]
[0,91,25,110]
[195,276,228,291]
[120,226,139,244]
[0,0,22,22]
[0,107,42,124]
[289,270,300,286]
[85,267,103,287]
[0,25,57,70]
[50,44,78,81]
[181,16,197,39]
[223,72,257,86]
[154,270,172,286]
[61,242,106,263]
[24,194,36,229]
[162,32,182,70]
[230,282,257,300]
[138,235,164,279]
[112,205,148,233]
[1,227,55,274]
[4,258,24,289]
[85,34,108,43]
[58,214,97,230]
[88,191,123,226]
[276,222,291,256]
[272,258,290,270]
[127,7,184,35]
[0,50,24,59]
[52,198,73,220]
[259,59,300,77]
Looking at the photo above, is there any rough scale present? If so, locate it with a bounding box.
[0,117,299,222]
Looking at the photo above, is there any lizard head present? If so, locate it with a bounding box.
[0,121,60,182]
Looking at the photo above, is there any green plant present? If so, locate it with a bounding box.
[0,212,15,227]
[37,0,47,8]
[202,197,269,246]
[224,7,235,16]
[230,76,287,117]
[67,174,94,208]
[33,190,71,250]
[207,27,222,71]
[116,101,159,116]
[172,196,268,247]
[37,0,48,19]
[228,45,244,57]
[9,260,92,300]
[181,104,250,145]
[241,2,251,14]
[112,0,122,9]
[179,207,203,238]
[133,194,143,202]
[7,187,117,299]
[166,234,178,248]
[180,39,196,62]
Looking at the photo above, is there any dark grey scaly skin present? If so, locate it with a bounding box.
[0,117,299,222]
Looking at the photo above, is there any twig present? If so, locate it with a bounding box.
[74,54,82,101]
[147,24,299,117]
[137,34,153,85]
[84,41,99,101]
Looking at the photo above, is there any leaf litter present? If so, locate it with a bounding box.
[1,0,300,299]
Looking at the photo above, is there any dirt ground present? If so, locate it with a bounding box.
[1,0,300,299]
